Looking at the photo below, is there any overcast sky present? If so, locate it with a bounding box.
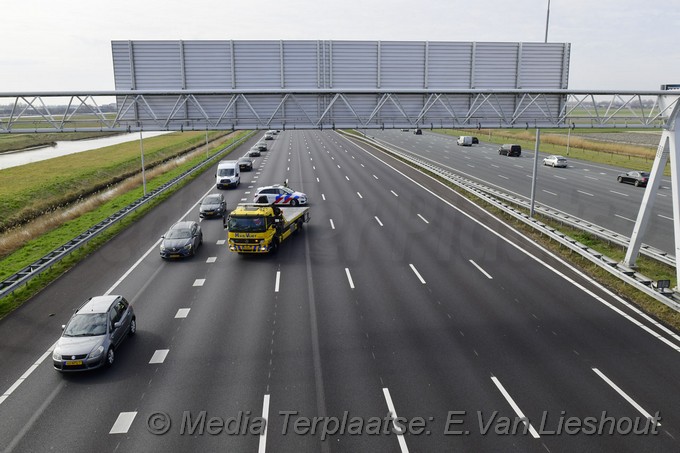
[2,0,677,92]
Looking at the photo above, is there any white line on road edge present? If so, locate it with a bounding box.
[409,264,426,284]
[110,412,138,434]
[592,368,661,426]
[382,388,410,453]
[345,268,355,289]
[491,376,540,438]
[258,394,270,453]
[275,271,281,293]
[330,219,336,230]
[615,214,635,223]
[0,341,57,406]
[417,214,429,224]
[469,260,493,279]
[175,308,190,318]
[609,190,629,197]
[193,279,206,287]
[149,349,169,364]
[375,216,384,227]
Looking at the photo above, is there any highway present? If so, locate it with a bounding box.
[1,130,680,452]
[370,129,674,254]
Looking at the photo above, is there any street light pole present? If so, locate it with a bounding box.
[544,0,551,43]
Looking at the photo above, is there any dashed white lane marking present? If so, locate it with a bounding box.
[175,308,190,318]
[382,388,410,453]
[258,394,270,453]
[584,175,599,180]
[615,214,635,223]
[322,194,326,201]
[391,190,399,197]
[357,192,363,199]
[345,175,350,181]
[240,198,247,202]
[659,214,673,221]
[498,175,509,179]
[345,268,355,289]
[542,190,557,196]
[375,216,383,227]
[553,175,567,180]
[149,349,169,364]
[491,164,499,168]
[417,214,429,224]
[316,177,320,182]
[593,368,661,426]
[609,190,629,197]
[409,264,426,284]
[330,219,336,230]
[337,164,341,168]
[216,240,226,245]
[193,279,206,287]
[491,376,540,438]
[244,191,251,194]
[373,174,379,179]
[577,190,594,197]
[469,260,493,279]
[110,412,137,434]
[275,271,281,293]
[206,257,217,263]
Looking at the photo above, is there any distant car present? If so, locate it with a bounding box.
[199,193,226,219]
[413,128,422,135]
[237,156,253,171]
[498,144,522,157]
[160,221,203,259]
[264,132,274,140]
[471,137,479,144]
[401,128,409,132]
[543,155,568,168]
[256,142,268,151]
[253,184,307,206]
[617,171,649,187]
[248,148,261,157]
[53,295,136,372]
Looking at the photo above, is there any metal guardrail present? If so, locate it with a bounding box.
[0,131,255,299]
[342,131,680,312]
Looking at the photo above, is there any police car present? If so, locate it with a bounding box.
[253,184,307,206]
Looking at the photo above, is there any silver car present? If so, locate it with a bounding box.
[543,155,568,168]
[53,295,136,372]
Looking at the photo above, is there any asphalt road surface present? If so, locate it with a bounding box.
[1,131,680,452]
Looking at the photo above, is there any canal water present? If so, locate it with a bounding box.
[0,131,171,170]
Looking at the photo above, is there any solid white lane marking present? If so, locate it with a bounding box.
[382,388,410,453]
[330,219,335,230]
[322,194,326,201]
[498,175,509,179]
[615,214,635,223]
[357,192,363,199]
[149,349,169,364]
[345,268,355,289]
[542,190,558,196]
[592,368,661,426]
[110,412,137,434]
[409,264,426,284]
[553,175,567,180]
[175,308,190,318]
[0,341,56,406]
[216,240,226,245]
[193,279,205,287]
[491,376,540,438]
[258,394,270,453]
[391,190,399,197]
[206,257,217,263]
[659,214,673,220]
[375,216,383,227]
[609,190,629,197]
[275,271,281,293]
[417,214,429,224]
[577,190,594,197]
[469,260,493,279]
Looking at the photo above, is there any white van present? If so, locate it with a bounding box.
[215,160,240,189]
[457,136,473,146]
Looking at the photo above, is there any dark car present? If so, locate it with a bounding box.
[53,295,136,372]
[617,171,649,187]
[498,144,522,157]
[472,137,479,144]
[248,148,261,157]
[199,193,226,218]
[413,128,422,135]
[237,156,253,171]
[160,221,203,259]
[256,142,267,151]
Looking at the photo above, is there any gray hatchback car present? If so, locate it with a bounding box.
[53,295,136,372]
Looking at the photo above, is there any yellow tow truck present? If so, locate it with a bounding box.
[225,203,310,253]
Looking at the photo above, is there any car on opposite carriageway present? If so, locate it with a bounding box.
[617,171,649,187]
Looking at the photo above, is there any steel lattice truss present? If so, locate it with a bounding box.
[0,90,678,133]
